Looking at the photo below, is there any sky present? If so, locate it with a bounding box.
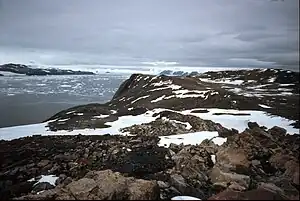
[0,0,299,70]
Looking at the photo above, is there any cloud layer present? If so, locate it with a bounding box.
[0,0,298,69]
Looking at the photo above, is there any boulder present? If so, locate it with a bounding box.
[216,147,250,174]
[14,170,160,200]
[169,174,204,199]
[208,188,288,200]
[268,126,287,137]
[37,160,50,168]
[32,182,55,193]
[248,122,260,129]
[127,179,160,200]
[209,167,250,189]
[269,152,293,171]
[258,182,285,195]
[66,178,98,200]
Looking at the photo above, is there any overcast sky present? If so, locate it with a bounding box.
[0,0,299,69]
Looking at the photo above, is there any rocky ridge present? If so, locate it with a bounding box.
[46,68,299,132]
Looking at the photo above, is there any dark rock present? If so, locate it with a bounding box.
[169,174,205,199]
[32,182,55,193]
[37,160,50,168]
[268,126,287,137]
[208,167,250,189]
[216,147,250,174]
[248,122,260,129]
[208,188,289,200]
[55,174,67,186]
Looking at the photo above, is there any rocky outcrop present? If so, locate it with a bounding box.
[120,111,228,136]
[207,188,289,200]
[14,170,160,200]
[0,135,173,200]
[0,63,94,76]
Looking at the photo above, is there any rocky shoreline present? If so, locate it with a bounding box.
[0,63,95,76]
[0,68,299,200]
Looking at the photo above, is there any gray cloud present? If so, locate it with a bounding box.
[0,0,298,70]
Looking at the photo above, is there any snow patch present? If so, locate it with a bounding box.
[158,131,219,148]
[151,95,166,103]
[211,155,216,164]
[152,80,172,87]
[28,175,59,187]
[58,118,69,122]
[171,196,201,200]
[94,114,109,118]
[259,104,272,109]
[279,84,295,86]
[162,117,192,130]
[131,95,150,103]
[182,108,298,134]
[268,77,276,82]
[212,137,227,145]
[66,111,75,115]
[200,78,244,85]
[0,109,166,140]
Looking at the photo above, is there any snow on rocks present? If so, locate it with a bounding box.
[182,108,298,134]
[0,109,165,141]
[158,131,221,148]
[151,95,166,103]
[161,117,192,130]
[258,104,272,109]
[131,95,150,104]
[94,114,110,118]
[211,155,216,164]
[171,196,201,200]
[200,78,245,85]
[268,77,276,82]
[28,175,59,186]
[152,80,173,87]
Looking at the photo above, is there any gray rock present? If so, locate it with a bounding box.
[37,160,50,168]
[209,167,250,189]
[157,181,170,189]
[32,182,55,193]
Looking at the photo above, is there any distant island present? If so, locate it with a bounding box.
[0,63,95,76]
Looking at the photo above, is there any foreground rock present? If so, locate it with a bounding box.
[0,63,95,76]
[0,135,173,200]
[0,123,299,200]
[14,170,160,200]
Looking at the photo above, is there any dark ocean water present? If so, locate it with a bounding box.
[0,74,128,128]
